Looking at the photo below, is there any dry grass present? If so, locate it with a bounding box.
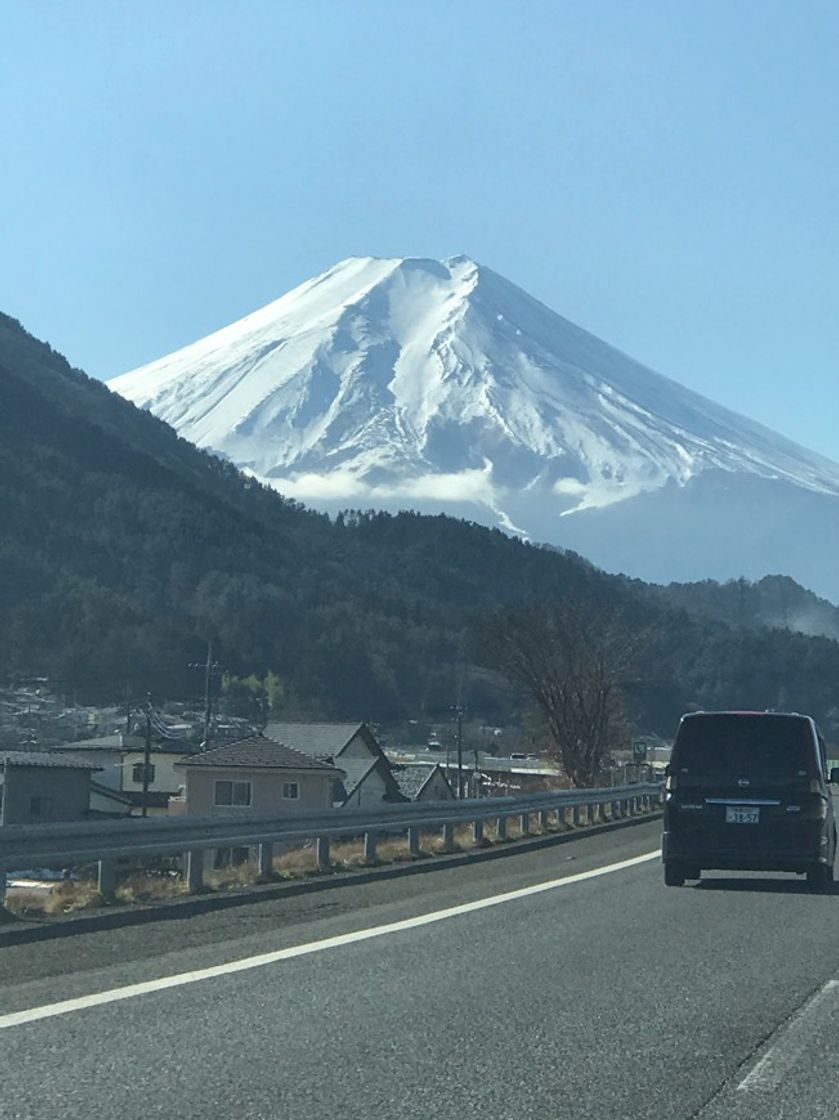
[5,878,103,917]
[116,872,188,905]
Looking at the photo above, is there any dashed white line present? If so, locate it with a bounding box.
[0,849,659,1031]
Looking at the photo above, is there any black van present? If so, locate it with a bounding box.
[662,711,838,888]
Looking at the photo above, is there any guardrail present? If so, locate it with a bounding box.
[0,782,662,902]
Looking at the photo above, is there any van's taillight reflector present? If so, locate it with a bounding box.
[665,773,678,791]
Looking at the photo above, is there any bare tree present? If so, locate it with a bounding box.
[477,597,640,786]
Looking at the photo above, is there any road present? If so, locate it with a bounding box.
[2,819,839,1119]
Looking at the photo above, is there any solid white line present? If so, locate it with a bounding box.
[0,849,659,1031]
[737,979,839,1092]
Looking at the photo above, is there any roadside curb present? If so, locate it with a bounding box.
[0,810,662,947]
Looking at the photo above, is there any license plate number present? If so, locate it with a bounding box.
[726,806,760,825]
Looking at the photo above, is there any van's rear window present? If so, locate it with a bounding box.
[673,715,816,780]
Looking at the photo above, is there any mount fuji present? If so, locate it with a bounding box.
[110,256,839,601]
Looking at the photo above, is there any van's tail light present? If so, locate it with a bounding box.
[665,773,678,791]
[809,779,823,795]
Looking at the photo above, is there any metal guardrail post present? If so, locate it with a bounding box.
[473,818,484,845]
[0,871,6,909]
[520,812,531,836]
[317,835,331,869]
[184,849,204,893]
[258,841,274,879]
[408,827,420,858]
[441,822,455,852]
[572,805,583,827]
[364,831,378,863]
[97,858,117,901]
[539,809,550,831]
[497,815,508,841]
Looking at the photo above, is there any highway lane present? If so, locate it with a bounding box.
[3,823,839,1119]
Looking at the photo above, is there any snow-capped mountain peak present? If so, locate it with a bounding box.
[111,254,839,513]
[109,255,839,598]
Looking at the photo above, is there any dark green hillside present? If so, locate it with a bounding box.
[652,575,839,641]
[2,311,839,737]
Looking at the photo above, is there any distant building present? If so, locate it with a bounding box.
[174,734,344,817]
[0,751,100,825]
[48,732,200,816]
[263,722,406,808]
[173,734,344,870]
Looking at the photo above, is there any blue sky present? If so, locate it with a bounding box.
[2,0,838,458]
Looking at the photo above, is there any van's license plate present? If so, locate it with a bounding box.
[726,806,760,825]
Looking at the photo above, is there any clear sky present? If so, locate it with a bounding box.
[2,0,838,459]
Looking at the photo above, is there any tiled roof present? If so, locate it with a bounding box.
[393,764,439,800]
[178,734,343,772]
[0,751,101,771]
[337,756,407,804]
[262,722,366,760]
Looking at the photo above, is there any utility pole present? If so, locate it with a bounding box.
[141,692,152,819]
[202,638,213,748]
[188,639,221,750]
[455,704,464,799]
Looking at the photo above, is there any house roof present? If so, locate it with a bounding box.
[177,734,343,773]
[262,722,368,760]
[48,734,140,752]
[89,780,134,805]
[393,764,447,800]
[338,756,407,804]
[0,751,101,771]
[49,734,196,755]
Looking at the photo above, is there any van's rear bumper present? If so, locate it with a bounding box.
[662,829,829,870]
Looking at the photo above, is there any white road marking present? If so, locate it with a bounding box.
[737,979,839,1092]
[0,849,659,1031]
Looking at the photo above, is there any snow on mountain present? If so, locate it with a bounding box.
[110,256,839,599]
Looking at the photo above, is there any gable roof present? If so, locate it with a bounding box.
[262,722,372,761]
[337,755,407,804]
[49,733,199,756]
[177,734,343,773]
[1,750,100,771]
[393,764,453,801]
[48,734,141,752]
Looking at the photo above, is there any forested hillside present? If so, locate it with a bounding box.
[652,575,839,641]
[3,312,839,738]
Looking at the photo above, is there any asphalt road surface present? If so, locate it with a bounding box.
[2,819,839,1119]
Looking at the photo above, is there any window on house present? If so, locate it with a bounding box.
[132,761,155,784]
[213,780,252,806]
[29,796,52,816]
[282,782,299,800]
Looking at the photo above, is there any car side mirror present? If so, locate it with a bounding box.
[830,768,839,785]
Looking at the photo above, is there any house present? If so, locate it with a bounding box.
[48,732,200,816]
[263,722,406,808]
[174,734,345,870]
[0,751,101,825]
[174,734,344,816]
[393,763,455,803]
